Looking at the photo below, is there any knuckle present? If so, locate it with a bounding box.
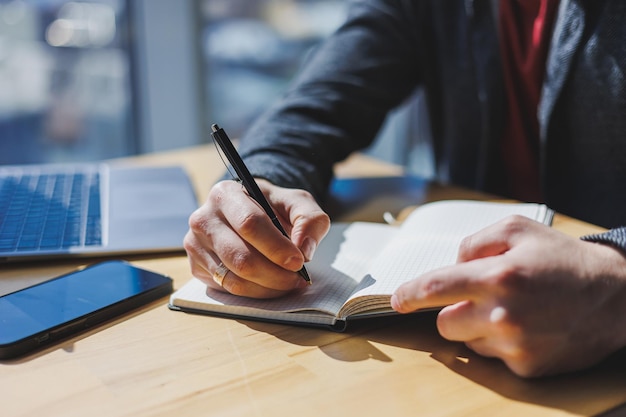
[311,210,331,229]
[187,208,211,233]
[288,187,314,200]
[458,234,474,255]
[182,231,214,260]
[295,210,331,237]
[228,250,255,277]
[237,211,265,237]
[182,231,199,254]
[498,214,530,234]
[210,179,234,198]
[419,278,447,299]
[485,262,526,291]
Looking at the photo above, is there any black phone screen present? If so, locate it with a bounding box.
[0,260,172,359]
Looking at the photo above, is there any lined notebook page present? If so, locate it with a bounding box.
[346,200,552,299]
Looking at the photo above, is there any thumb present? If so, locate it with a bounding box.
[290,203,330,262]
[258,180,330,262]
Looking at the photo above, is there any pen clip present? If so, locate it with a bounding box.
[211,132,240,183]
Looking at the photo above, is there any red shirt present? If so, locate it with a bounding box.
[498,0,560,202]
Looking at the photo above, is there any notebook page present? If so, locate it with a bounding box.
[170,222,397,317]
[346,200,550,299]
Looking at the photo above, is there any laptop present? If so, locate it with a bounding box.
[0,163,198,263]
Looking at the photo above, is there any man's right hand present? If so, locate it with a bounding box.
[184,179,330,298]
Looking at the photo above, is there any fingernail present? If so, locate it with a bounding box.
[300,236,317,261]
[284,255,302,271]
[390,294,401,312]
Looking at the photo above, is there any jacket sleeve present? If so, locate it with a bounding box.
[235,0,425,203]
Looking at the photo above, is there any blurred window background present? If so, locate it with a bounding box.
[0,0,433,177]
[0,0,349,165]
[200,0,433,177]
[201,0,348,140]
[0,0,134,164]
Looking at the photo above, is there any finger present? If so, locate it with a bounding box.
[186,201,305,294]
[184,226,221,287]
[437,301,515,342]
[465,336,528,371]
[216,181,306,272]
[259,181,330,261]
[221,275,298,299]
[215,266,295,299]
[457,215,536,262]
[436,301,485,341]
[211,225,308,293]
[201,250,303,298]
[391,257,502,313]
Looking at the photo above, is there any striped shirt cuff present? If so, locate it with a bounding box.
[581,228,626,254]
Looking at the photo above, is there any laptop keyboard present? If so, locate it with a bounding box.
[0,168,103,252]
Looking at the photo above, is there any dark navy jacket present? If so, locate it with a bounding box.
[237,0,626,231]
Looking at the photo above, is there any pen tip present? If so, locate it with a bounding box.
[211,123,220,132]
[300,268,311,284]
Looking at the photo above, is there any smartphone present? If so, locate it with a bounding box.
[0,260,173,359]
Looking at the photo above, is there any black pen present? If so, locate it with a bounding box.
[210,123,311,284]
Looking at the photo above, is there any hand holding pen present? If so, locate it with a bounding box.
[211,123,312,285]
[183,124,330,299]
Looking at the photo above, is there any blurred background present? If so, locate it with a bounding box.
[0,0,433,177]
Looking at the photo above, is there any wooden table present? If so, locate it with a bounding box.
[2,145,625,417]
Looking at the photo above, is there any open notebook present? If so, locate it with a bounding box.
[169,200,554,331]
[0,163,197,263]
